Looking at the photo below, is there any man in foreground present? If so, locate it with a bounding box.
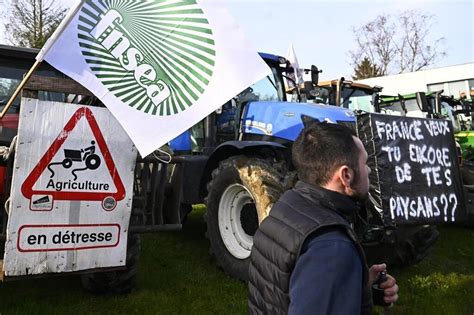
[248,122,399,314]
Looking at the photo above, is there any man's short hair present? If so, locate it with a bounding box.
[292,122,360,186]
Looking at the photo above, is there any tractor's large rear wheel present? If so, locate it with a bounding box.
[205,156,290,281]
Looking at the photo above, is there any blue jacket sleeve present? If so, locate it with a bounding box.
[288,230,363,315]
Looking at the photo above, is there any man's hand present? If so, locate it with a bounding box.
[369,263,399,305]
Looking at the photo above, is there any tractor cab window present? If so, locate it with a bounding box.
[340,88,374,111]
[251,76,279,102]
[380,99,426,117]
[309,86,331,104]
[215,68,283,144]
[308,85,374,111]
[243,67,282,103]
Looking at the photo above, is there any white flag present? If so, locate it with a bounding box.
[286,44,304,85]
[37,0,270,157]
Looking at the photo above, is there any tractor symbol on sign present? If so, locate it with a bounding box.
[47,141,101,180]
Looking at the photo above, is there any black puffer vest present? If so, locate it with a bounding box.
[248,181,372,315]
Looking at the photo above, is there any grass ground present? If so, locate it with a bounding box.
[0,206,473,314]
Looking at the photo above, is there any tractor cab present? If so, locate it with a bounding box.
[301,77,383,112]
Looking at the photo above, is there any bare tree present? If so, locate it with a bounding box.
[4,0,66,48]
[396,10,447,72]
[349,10,447,78]
[350,15,396,76]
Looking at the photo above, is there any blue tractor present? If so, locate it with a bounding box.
[158,53,438,281]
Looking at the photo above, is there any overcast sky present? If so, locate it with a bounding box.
[1,0,472,80]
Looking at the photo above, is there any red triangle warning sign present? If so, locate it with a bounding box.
[21,107,126,202]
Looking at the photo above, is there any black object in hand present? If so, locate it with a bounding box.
[372,271,391,307]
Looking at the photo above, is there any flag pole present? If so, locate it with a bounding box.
[0,0,85,119]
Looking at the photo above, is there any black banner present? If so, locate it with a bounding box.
[356,113,467,225]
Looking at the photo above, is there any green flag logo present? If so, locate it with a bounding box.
[77,0,216,116]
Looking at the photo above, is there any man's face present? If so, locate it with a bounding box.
[350,136,370,199]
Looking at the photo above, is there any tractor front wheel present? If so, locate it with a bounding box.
[205,156,290,281]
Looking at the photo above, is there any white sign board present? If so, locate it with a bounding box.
[3,100,136,277]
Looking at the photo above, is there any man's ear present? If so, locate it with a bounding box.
[324,165,355,194]
[338,165,354,190]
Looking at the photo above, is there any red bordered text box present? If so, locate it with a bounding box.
[17,224,120,252]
